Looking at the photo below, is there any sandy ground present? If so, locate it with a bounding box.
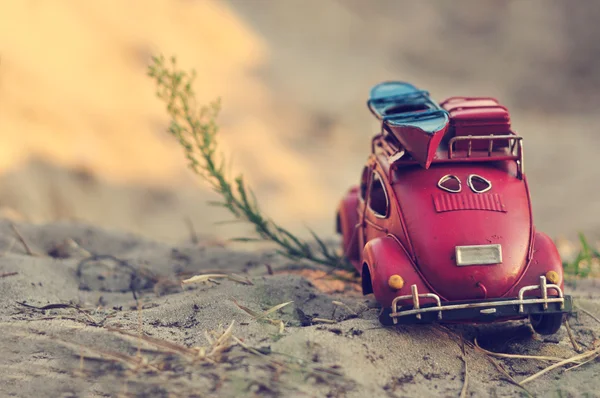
[1,220,599,397]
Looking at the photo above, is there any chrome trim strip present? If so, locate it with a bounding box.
[390,276,564,322]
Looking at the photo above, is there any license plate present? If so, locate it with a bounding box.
[455,244,502,266]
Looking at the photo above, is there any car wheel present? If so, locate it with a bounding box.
[378,307,395,327]
[530,313,564,335]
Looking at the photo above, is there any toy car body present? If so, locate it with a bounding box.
[337,82,572,335]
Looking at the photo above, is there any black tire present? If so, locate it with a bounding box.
[530,313,564,335]
[378,307,395,327]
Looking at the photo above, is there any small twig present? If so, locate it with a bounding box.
[107,327,198,358]
[332,301,358,316]
[265,263,274,275]
[232,335,343,377]
[10,223,37,256]
[0,271,18,278]
[474,338,579,363]
[519,346,600,385]
[57,339,160,372]
[232,335,285,367]
[181,273,253,286]
[76,254,141,302]
[232,299,292,333]
[0,238,16,256]
[459,339,469,398]
[564,317,584,353]
[564,354,599,372]
[16,302,100,326]
[312,318,337,324]
[576,306,600,325]
[484,354,533,396]
[465,334,533,396]
[433,326,471,398]
[137,301,143,358]
[79,351,85,373]
[184,217,199,244]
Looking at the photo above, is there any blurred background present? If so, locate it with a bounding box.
[0,0,599,245]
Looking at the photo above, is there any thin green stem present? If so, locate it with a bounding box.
[147,55,352,270]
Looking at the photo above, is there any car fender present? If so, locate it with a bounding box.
[362,235,432,308]
[506,231,564,297]
[337,186,360,268]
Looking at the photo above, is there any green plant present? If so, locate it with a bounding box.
[147,55,351,270]
[563,233,600,277]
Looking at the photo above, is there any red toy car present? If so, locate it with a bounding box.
[336,82,572,335]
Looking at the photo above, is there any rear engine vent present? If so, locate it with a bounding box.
[432,193,506,213]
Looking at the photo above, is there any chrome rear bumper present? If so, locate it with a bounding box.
[389,276,570,325]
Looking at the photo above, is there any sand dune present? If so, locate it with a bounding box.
[0,0,338,241]
[0,0,599,244]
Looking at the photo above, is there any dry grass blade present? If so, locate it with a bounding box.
[214,320,235,346]
[200,321,236,361]
[484,354,533,397]
[232,335,285,367]
[108,321,236,363]
[463,333,532,396]
[107,327,195,357]
[184,216,199,244]
[474,338,580,363]
[565,354,599,372]
[232,300,262,318]
[181,273,253,286]
[311,318,337,324]
[56,339,160,372]
[278,320,285,334]
[10,223,38,256]
[232,299,293,320]
[265,263,274,275]
[262,301,293,317]
[332,301,358,316]
[227,273,254,285]
[459,340,469,398]
[519,346,600,385]
[232,335,343,377]
[434,326,470,397]
[232,300,292,333]
[577,306,600,325]
[181,273,229,285]
[0,238,16,256]
[564,317,583,352]
[17,302,100,326]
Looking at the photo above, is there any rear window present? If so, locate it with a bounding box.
[368,172,389,217]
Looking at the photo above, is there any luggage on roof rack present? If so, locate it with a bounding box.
[441,97,513,151]
[368,82,449,169]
